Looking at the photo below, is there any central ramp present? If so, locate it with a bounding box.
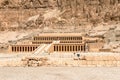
[32,41,60,55]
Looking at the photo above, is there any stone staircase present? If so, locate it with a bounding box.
[32,44,47,55]
[32,40,60,56]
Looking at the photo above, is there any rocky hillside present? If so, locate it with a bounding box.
[0,0,119,31]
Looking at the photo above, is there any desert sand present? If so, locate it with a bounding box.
[0,67,120,80]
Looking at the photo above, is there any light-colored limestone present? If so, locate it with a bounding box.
[98,61,105,66]
[108,56,115,61]
[85,56,94,61]
[114,56,120,61]
[87,61,92,65]
[81,60,87,65]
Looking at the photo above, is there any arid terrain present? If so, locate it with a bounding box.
[0,67,120,80]
[0,0,119,80]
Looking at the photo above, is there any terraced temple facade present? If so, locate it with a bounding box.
[8,33,104,53]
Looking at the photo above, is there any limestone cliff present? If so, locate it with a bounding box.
[0,0,119,31]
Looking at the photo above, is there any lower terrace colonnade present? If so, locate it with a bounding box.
[11,46,38,52]
[54,45,86,52]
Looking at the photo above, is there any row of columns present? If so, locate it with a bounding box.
[12,46,38,52]
[60,41,82,43]
[54,45,86,52]
[32,41,51,44]
[34,37,82,41]
[32,41,82,44]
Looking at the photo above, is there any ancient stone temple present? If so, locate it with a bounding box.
[8,33,104,53]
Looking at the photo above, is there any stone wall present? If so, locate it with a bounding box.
[1,54,120,67]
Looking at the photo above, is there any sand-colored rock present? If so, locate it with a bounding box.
[85,56,94,61]
[81,60,87,65]
[108,56,115,61]
[114,56,120,61]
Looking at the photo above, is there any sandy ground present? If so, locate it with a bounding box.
[0,67,120,80]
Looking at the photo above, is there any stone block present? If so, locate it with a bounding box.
[77,61,83,66]
[87,61,92,65]
[117,61,120,65]
[73,61,79,66]
[99,61,105,66]
[96,61,100,65]
[107,61,113,65]
[81,60,87,65]
[85,56,94,61]
[114,56,120,61]
[108,56,115,61]
[18,61,24,66]
[80,56,86,60]
[113,61,117,67]
[94,56,100,61]
[22,61,28,65]
[31,64,38,67]
[92,61,98,65]
[102,56,109,61]
[104,61,108,65]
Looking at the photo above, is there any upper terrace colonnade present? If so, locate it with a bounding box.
[32,33,83,44]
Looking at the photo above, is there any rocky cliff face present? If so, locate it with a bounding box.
[58,0,120,21]
[0,0,119,31]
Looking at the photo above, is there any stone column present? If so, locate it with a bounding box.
[24,46,25,52]
[68,46,70,52]
[29,47,31,52]
[84,45,85,52]
[71,46,72,51]
[23,46,25,52]
[67,45,69,52]
[24,46,26,52]
[76,45,78,51]
[13,46,14,52]
[56,45,58,51]
[22,47,23,52]
[82,46,84,52]
[80,46,82,51]
[28,47,29,52]
[32,46,34,51]
[73,45,75,51]
[69,46,71,52]
[21,46,22,52]
[79,46,81,51]
[13,46,15,52]
[30,47,31,52]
